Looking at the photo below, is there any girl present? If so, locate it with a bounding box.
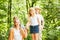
[35,6,44,40]
[8,16,25,40]
[26,7,41,40]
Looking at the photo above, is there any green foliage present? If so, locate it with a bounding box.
[0,0,60,40]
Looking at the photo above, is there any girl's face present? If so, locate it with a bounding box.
[14,18,20,27]
[35,8,40,13]
[29,9,35,16]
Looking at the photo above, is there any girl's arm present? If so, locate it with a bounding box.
[37,15,41,30]
[26,22,30,30]
[41,16,44,30]
[20,27,27,39]
[26,16,30,30]
[37,16,41,26]
[8,29,14,40]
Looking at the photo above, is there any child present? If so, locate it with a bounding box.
[8,16,26,40]
[35,6,44,40]
[26,7,40,40]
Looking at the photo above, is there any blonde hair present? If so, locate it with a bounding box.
[34,6,41,10]
[28,7,35,17]
[34,6,41,13]
[13,16,20,26]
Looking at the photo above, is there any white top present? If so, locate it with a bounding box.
[37,14,44,20]
[30,14,39,26]
[37,14,44,26]
[10,27,22,40]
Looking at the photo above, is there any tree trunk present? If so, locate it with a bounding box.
[8,0,12,27]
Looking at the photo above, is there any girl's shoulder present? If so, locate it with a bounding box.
[37,14,43,17]
[9,27,14,32]
[10,27,14,30]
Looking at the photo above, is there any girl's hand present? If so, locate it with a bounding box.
[26,22,30,30]
[39,25,43,31]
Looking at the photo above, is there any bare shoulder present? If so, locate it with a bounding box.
[10,28,14,33]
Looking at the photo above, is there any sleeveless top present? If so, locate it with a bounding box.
[37,14,44,21]
[36,14,44,25]
[30,14,39,26]
[10,27,22,40]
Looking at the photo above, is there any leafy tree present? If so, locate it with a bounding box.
[0,0,60,40]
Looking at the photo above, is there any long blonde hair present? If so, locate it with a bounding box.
[28,7,35,17]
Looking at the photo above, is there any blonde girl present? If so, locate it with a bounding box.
[26,7,40,40]
[35,6,44,40]
[8,16,25,40]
